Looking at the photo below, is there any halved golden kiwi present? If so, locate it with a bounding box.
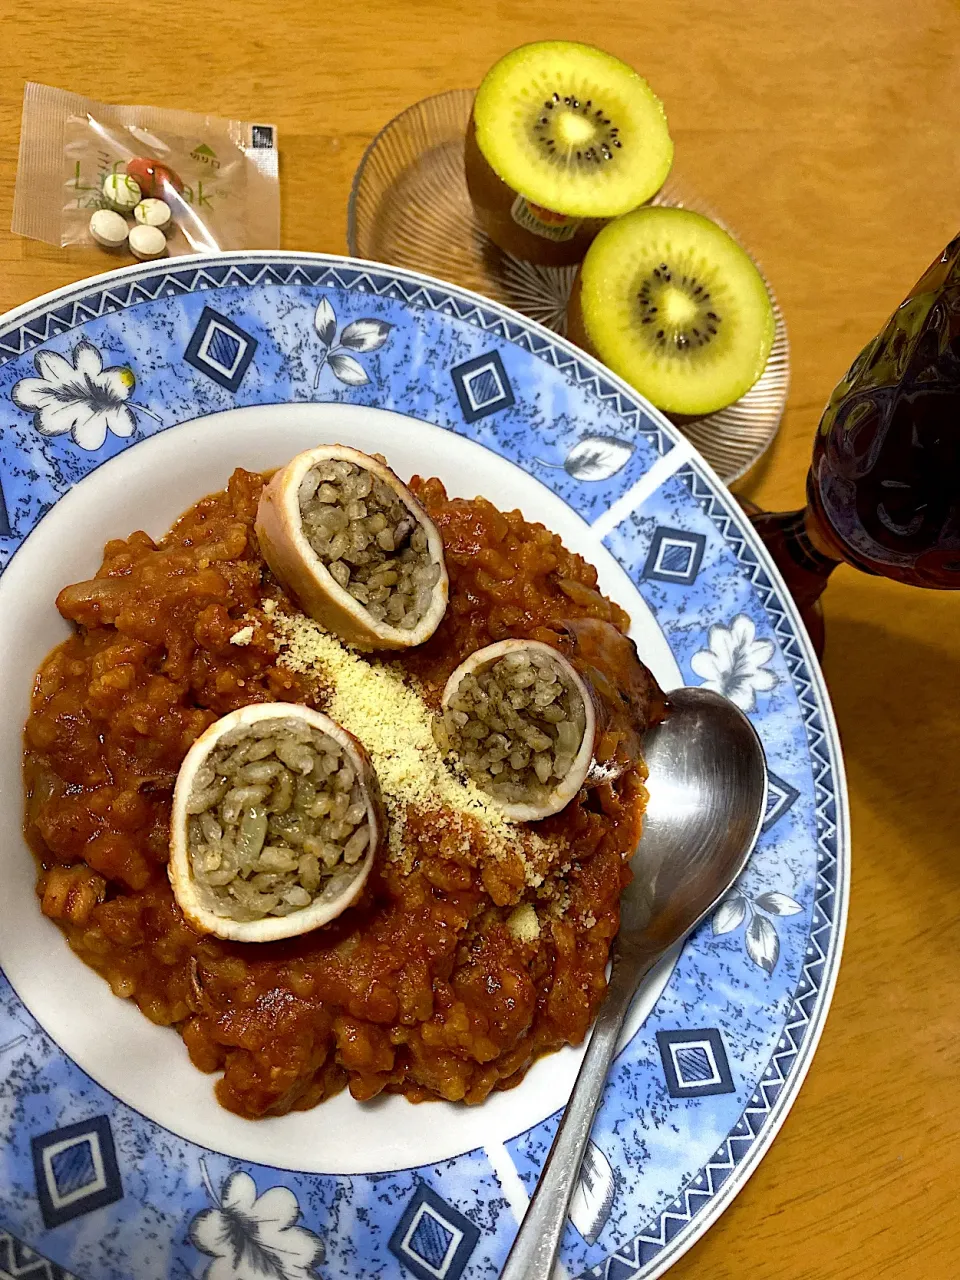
[466,41,673,265]
[569,206,775,417]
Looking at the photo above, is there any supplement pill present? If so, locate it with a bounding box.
[102,173,142,213]
[133,198,172,233]
[89,208,129,249]
[128,223,168,261]
[126,158,184,199]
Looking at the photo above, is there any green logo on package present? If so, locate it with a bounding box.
[191,143,221,170]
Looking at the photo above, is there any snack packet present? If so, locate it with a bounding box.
[12,82,279,257]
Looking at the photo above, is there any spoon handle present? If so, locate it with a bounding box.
[499,954,658,1280]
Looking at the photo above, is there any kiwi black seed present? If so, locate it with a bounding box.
[531,93,621,167]
[571,206,775,417]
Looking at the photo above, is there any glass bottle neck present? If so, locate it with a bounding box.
[746,495,841,612]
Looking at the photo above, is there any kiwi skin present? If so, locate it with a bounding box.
[464,109,606,267]
[565,270,591,351]
[565,267,711,425]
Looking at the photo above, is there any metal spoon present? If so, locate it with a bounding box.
[500,686,767,1280]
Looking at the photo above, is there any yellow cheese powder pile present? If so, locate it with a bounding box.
[272,609,521,862]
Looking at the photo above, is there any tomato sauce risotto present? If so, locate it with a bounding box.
[23,465,667,1118]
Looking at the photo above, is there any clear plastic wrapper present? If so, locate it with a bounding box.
[12,82,279,257]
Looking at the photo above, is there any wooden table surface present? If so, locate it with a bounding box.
[1,2,958,1277]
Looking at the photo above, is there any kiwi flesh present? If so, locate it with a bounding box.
[466,41,673,265]
[569,207,775,417]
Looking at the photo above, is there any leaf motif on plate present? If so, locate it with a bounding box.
[712,894,747,935]
[328,354,370,387]
[746,912,780,974]
[189,1170,324,1280]
[568,1139,616,1246]
[564,436,634,482]
[339,318,392,352]
[314,297,337,348]
[755,890,802,916]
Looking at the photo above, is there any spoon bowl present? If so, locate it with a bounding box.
[500,685,767,1280]
[622,684,769,957]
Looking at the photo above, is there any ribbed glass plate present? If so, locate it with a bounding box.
[348,88,790,483]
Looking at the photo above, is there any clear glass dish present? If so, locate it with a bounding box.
[348,88,790,483]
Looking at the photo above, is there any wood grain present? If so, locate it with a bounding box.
[1,2,959,1276]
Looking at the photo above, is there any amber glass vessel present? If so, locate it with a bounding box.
[749,233,960,654]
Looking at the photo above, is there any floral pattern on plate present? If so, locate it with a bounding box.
[10,338,161,451]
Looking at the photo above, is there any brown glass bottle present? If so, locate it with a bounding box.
[807,234,960,587]
[747,233,960,653]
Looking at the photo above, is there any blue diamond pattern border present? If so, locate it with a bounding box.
[642,526,707,586]
[30,1115,122,1229]
[0,257,672,458]
[388,1182,480,1280]
[656,1029,735,1099]
[183,305,258,392]
[450,349,516,423]
[581,464,843,1278]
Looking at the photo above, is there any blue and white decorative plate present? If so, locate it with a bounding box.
[0,253,848,1280]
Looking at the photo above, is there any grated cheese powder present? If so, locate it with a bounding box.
[506,903,541,943]
[273,611,520,861]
